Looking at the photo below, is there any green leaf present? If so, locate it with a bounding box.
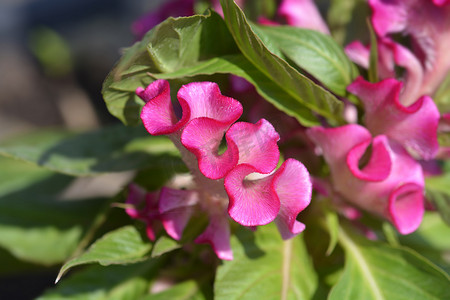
[215,224,317,300]
[103,10,238,125]
[0,157,106,265]
[153,54,319,126]
[0,125,181,176]
[141,280,208,300]
[325,209,339,255]
[56,226,152,282]
[220,0,344,125]
[399,212,450,273]
[251,25,358,96]
[434,72,450,113]
[426,173,450,225]
[329,224,450,300]
[151,236,182,257]
[39,260,161,300]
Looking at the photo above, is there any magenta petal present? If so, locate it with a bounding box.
[159,187,199,240]
[369,0,407,36]
[345,41,370,69]
[177,81,243,123]
[346,136,392,182]
[125,184,147,219]
[181,118,239,180]
[138,80,189,135]
[388,183,424,234]
[225,164,280,226]
[195,212,233,260]
[273,159,312,239]
[278,0,330,34]
[226,119,280,174]
[348,77,440,159]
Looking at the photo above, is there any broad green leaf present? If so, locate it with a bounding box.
[329,225,450,300]
[0,157,106,265]
[141,280,208,300]
[56,226,152,282]
[39,261,160,300]
[426,173,450,225]
[215,224,317,300]
[153,54,318,125]
[399,212,450,273]
[0,125,181,176]
[220,0,344,125]
[252,25,358,96]
[103,10,238,125]
[325,209,339,255]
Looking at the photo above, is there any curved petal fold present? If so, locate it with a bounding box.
[273,159,312,239]
[279,0,330,34]
[348,77,440,159]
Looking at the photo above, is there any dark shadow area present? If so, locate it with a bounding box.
[235,227,265,259]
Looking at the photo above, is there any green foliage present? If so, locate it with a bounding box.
[0,125,181,177]
[426,173,450,225]
[329,225,450,300]
[56,226,153,282]
[0,157,106,265]
[220,0,344,126]
[215,224,318,300]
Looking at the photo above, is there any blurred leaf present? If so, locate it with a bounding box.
[153,54,319,126]
[0,125,181,177]
[327,0,360,44]
[220,0,344,126]
[29,26,73,76]
[56,226,152,282]
[252,25,359,96]
[39,260,161,300]
[141,280,208,300]
[329,224,450,300]
[398,212,450,273]
[215,224,317,300]
[103,10,238,125]
[426,173,450,225]
[152,236,181,258]
[0,157,106,265]
[434,73,450,113]
[325,209,339,255]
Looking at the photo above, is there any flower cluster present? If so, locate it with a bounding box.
[127,79,312,260]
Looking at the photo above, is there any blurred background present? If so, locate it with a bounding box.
[0,0,164,298]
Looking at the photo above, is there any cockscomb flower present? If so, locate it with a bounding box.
[131,79,312,260]
[347,76,440,160]
[348,0,450,105]
[307,124,425,234]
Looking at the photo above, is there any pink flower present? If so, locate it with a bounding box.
[133,79,312,259]
[278,0,330,34]
[307,124,425,234]
[354,0,450,104]
[347,77,440,160]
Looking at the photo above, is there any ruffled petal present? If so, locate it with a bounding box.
[226,119,280,174]
[369,0,408,36]
[278,0,330,34]
[195,211,233,260]
[388,183,424,234]
[159,187,199,240]
[348,77,439,159]
[225,164,280,226]
[181,118,239,180]
[273,159,312,239]
[345,41,370,69]
[138,80,189,135]
[346,136,392,182]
